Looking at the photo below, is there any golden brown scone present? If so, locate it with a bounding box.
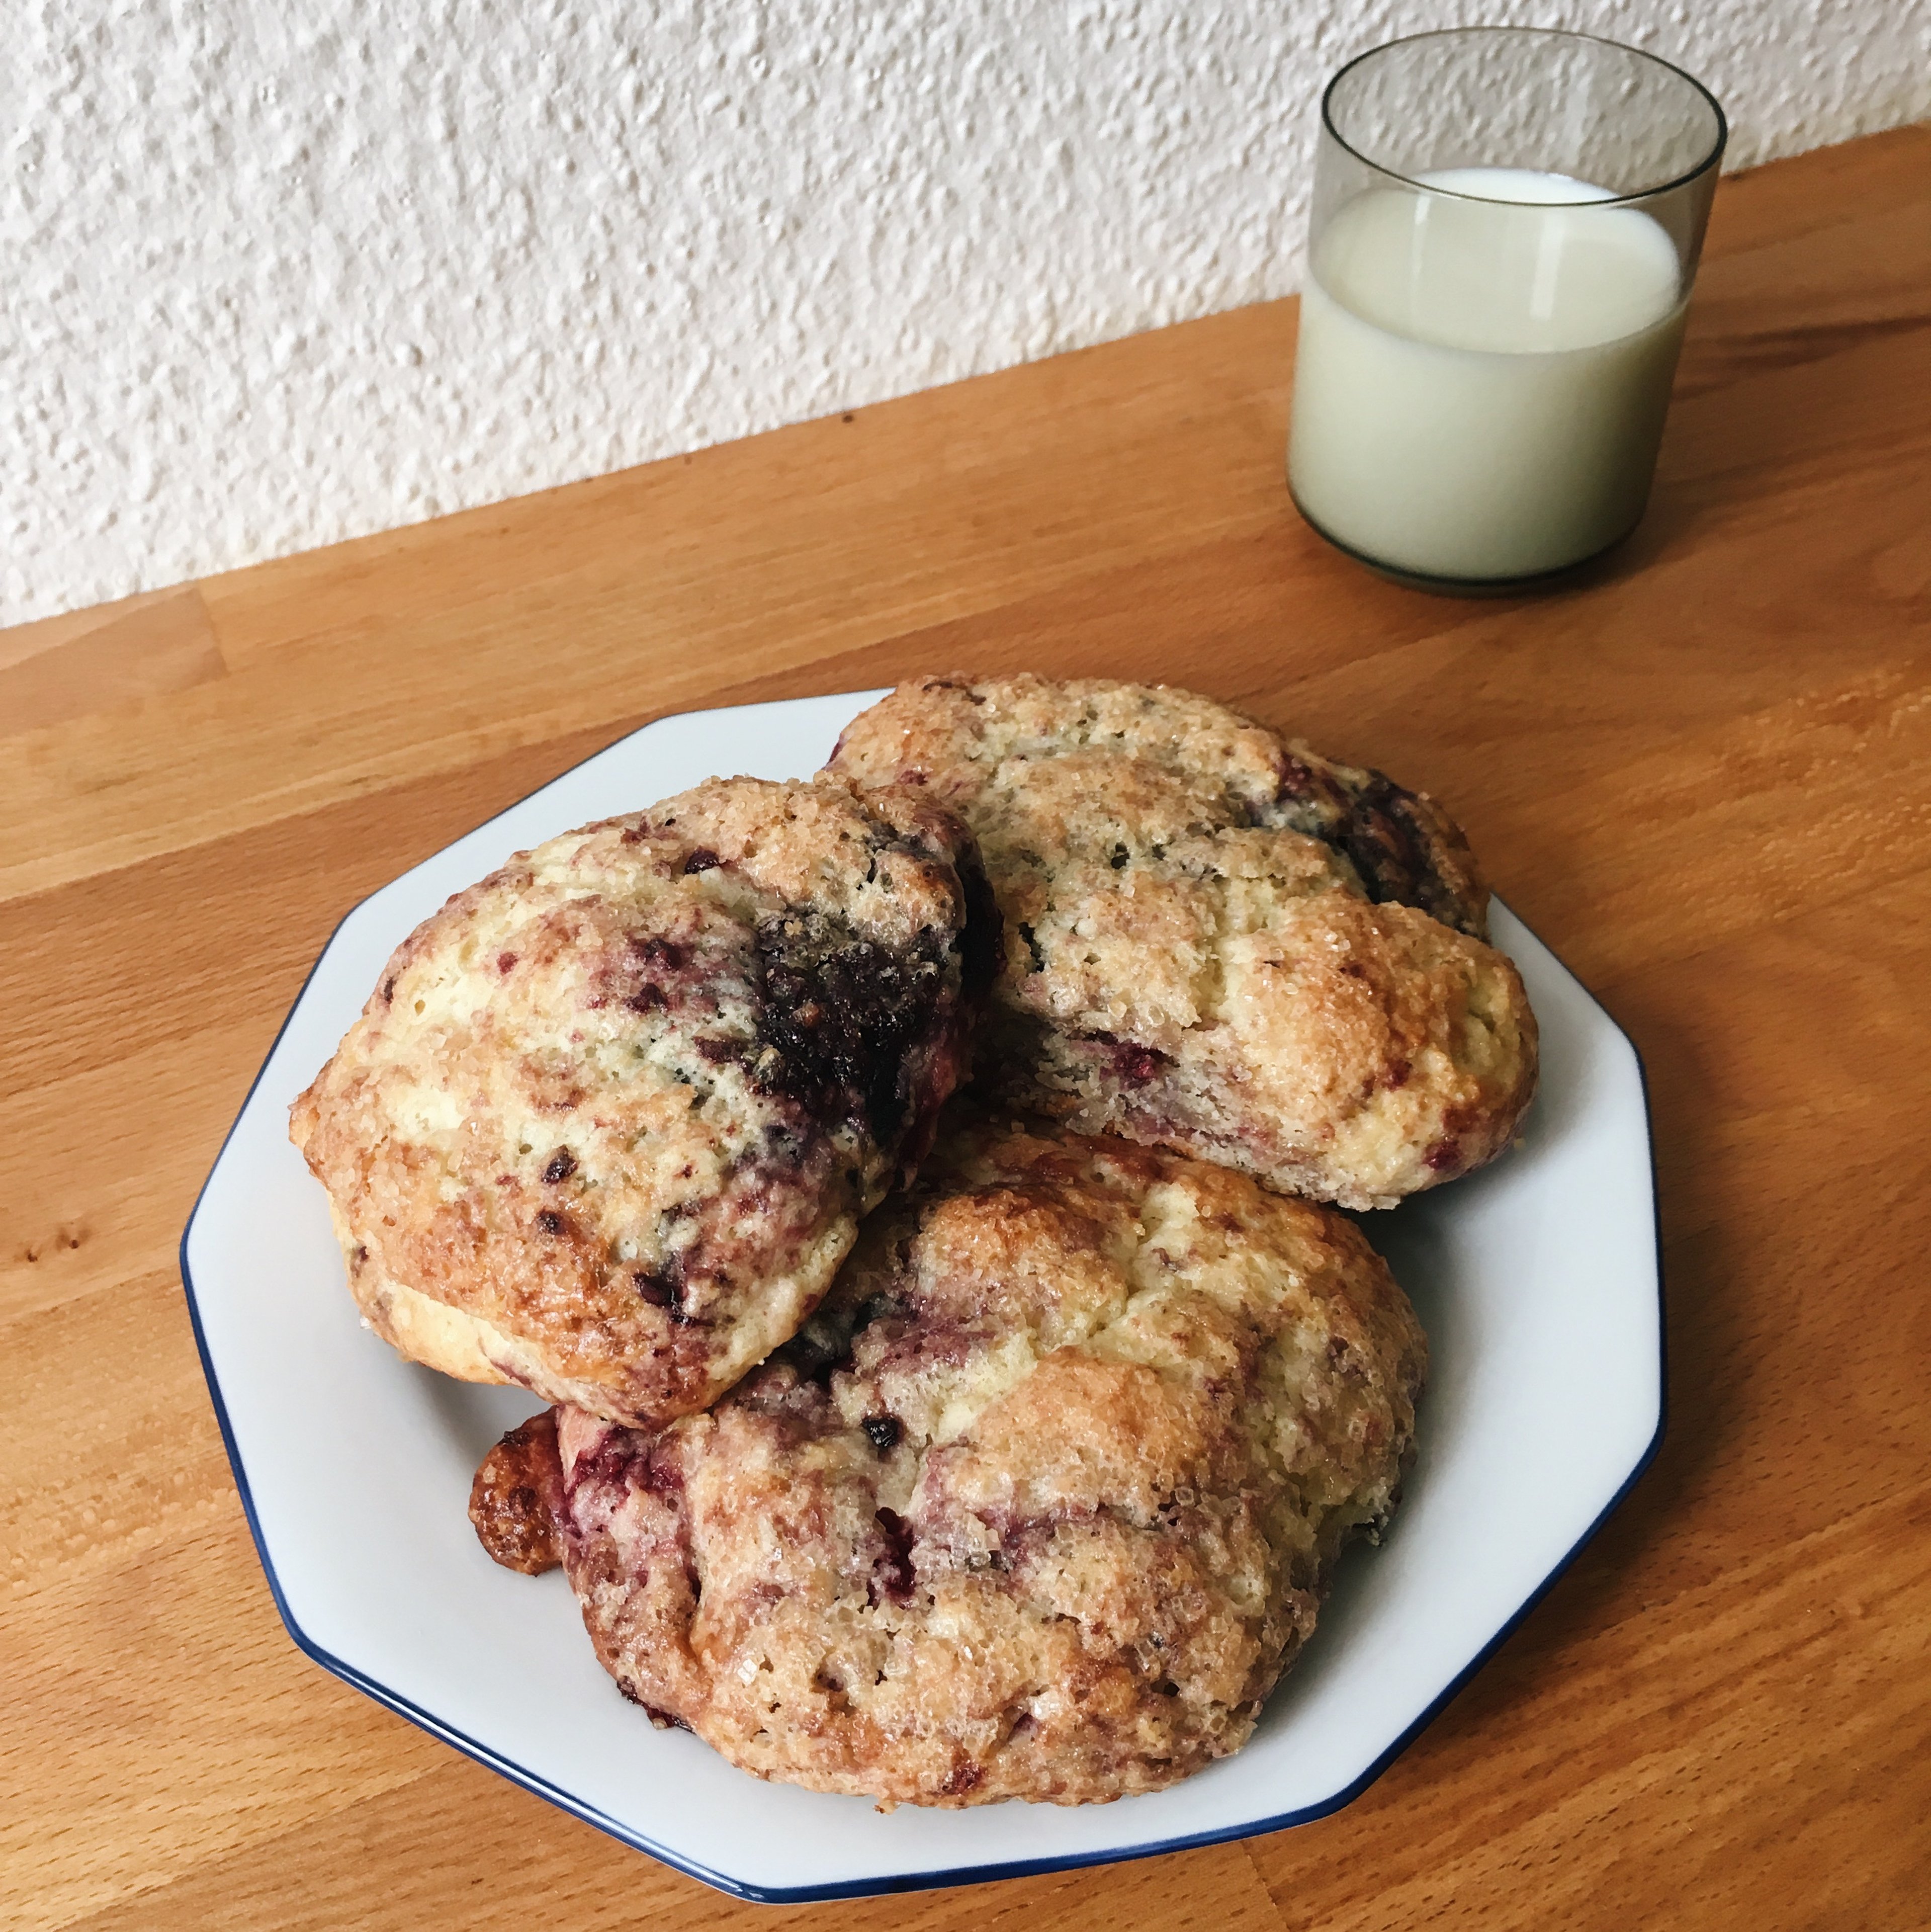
[291,776,998,1426]
[826,675,1536,1208]
[476,1113,1427,1808]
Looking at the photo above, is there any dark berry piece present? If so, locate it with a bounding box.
[632,1263,686,1319]
[869,1507,916,1605]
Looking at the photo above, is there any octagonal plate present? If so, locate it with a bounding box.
[182,689,1661,1902]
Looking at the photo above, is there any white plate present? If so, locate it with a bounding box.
[182,690,1661,1902]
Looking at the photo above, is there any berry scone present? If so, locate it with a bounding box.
[471,1111,1427,1806]
[825,675,1536,1209]
[291,775,998,1427]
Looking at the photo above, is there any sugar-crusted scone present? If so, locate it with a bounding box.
[291,776,997,1427]
[472,1114,1427,1807]
[826,675,1536,1208]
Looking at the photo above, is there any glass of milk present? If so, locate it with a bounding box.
[1287,29,1726,590]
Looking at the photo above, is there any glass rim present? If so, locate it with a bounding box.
[1320,26,1729,208]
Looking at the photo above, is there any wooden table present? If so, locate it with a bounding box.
[5,125,1927,1932]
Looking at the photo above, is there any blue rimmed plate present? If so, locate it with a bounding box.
[181,689,1660,1902]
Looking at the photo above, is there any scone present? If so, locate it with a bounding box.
[291,775,997,1427]
[826,675,1536,1209]
[471,1113,1427,1807]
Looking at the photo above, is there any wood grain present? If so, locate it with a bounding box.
[3,125,1927,1932]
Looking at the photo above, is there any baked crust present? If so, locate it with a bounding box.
[291,775,997,1426]
[469,1410,565,1575]
[479,1113,1427,1807]
[826,675,1536,1207]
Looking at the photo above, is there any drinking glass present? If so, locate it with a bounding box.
[1287,28,1726,591]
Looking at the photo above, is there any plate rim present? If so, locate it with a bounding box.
[178,692,1666,1904]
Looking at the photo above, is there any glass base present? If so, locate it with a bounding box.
[1290,491,1638,597]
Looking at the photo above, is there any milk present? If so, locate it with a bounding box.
[1288,167,1687,582]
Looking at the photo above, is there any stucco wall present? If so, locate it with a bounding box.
[7,0,1927,624]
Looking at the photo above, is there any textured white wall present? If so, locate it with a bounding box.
[7,1,1927,624]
